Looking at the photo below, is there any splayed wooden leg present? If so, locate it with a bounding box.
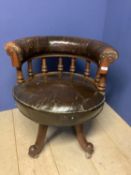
[75,124,94,158]
[28,124,48,158]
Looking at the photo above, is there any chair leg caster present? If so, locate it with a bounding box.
[74,124,94,158]
[28,124,48,158]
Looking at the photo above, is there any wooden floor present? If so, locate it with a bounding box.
[0,103,131,175]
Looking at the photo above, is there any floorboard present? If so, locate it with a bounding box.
[96,103,131,163]
[0,110,19,175]
[12,109,59,175]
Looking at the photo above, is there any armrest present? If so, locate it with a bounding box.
[5,36,119,69]
[87,40,119,74]
[5,41,23,68]
[86,41,119,92]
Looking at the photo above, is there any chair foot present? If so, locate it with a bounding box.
[74,124,94,157]
[28,124,48,158]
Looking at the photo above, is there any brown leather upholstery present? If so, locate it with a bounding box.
[14,72,104,126]
[5,36,118,68]
[14,72,104,112]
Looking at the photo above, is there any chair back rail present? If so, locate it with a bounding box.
[5,36,119,92]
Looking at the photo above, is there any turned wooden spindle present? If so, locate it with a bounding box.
[97,75,106,93]
[58,57,63,72]
[95,68,101,86]
[41,57,47,73]
[16,67,24,84]
[84,60,90,78]
[70,57,76,73]
[28,60,33,78]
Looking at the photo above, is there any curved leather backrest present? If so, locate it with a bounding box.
[5,36,118,67]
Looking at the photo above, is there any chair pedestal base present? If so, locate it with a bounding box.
[28,124,94,158]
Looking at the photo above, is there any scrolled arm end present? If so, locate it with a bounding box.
[4,42,22,68]
[94,46,119,93]
[98,47,119,75]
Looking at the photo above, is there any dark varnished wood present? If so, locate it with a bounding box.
[29,124,48,158]
[75,124,94,157]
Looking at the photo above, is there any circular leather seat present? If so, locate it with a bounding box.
[14,72,105,126]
